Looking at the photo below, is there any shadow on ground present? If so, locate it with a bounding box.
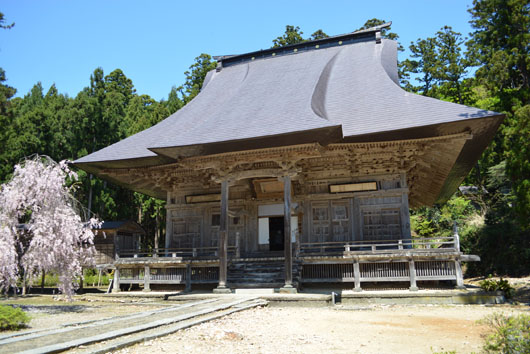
[8,304,93,314]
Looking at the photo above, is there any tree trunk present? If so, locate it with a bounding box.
[154,210,160,255]
[22,273,27,296]
[87,173,93,213]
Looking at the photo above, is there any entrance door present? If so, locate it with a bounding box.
[269,217,284,251]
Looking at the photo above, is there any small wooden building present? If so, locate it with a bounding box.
[75,23,503,292]
[93,221,145,267]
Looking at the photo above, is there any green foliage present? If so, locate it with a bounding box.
[479,275,514,298]
[42,273,59,287]
[402,26,471,103]
[480,313,530,353]
[411,194,477,239]
[410,216,435,237]
[468,0,529,99]
[357,18,403,51]
[178,54,217,103]
[272,25,305,48]
[467,0,530,229]
[271,25,329,48]
[83,269,111,286]
[0,12,14,29]
[463,219,530,277]
[504,105,530,228]
[309,29,328,41]
[0,305,29,331]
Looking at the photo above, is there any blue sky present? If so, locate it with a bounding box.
[1,0,475,101]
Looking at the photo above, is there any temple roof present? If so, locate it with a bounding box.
[74,23,503,205]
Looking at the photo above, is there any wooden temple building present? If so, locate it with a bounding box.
[92,221,145,268]
[74,23,503,293]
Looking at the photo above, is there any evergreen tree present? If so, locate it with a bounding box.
[271,25,328,48]
[272,25,305,48]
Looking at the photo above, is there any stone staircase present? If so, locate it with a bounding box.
[227,258,300,289]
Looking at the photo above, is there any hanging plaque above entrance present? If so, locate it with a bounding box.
[329,182,377,193]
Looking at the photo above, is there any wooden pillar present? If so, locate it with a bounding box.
[113,232,119,261]
[409,259,418,291]
[185,263,192,292]
[214,179,231,293]
[165,192,173,252]
[352,198,362,241]
[400,172,411,242]
[454,260,465,289]
[112,267,121,293]
[281,175,296,293]
[353,259,362,292]
[143,265,151,292]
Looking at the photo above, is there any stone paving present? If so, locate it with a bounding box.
[0,296,264,354]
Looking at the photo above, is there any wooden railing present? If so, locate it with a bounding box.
[299,235,460,255]
[116,245,238,259]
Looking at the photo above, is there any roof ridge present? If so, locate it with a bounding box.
[216,22,392,68]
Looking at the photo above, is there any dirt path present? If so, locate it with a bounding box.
[112,304,528,354]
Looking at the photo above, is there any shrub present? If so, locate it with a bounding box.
[0,305,30,331]
[463,221,530,277]
[479,275,515,299]
[480,313,530,353]
[83,273,111,286]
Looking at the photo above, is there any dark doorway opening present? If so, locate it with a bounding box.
[269,216,284,251]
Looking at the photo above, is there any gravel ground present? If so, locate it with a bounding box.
[112,304,528,354]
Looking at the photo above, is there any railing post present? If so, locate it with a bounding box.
[185,263,192,292]
[408,259,418,291]
[192,248,197,258]
[371,245,376,252]
[345,243,350,252]
[453,221,460,252]
[353,259,362,292]
[235,232,241,259]
[454,260,465,289]
[398,240,403,250]
[112,267,120,293]
[143,265,151,292]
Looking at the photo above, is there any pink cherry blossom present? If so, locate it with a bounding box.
[0,155,101,297]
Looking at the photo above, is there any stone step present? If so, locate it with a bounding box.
[228,282,285,288]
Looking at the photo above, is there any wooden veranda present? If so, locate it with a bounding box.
[112,232,473,292]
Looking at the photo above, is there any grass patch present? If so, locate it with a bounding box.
[480,313,530,353]
[0,305,30,331]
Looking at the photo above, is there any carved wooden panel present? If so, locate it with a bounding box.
[361,208,401,241]
[171,217,201,248]
[331,202,350,242]
[311,203,330,243]
[310,200,352,242]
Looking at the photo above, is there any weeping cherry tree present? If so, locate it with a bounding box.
[0,155,100,296]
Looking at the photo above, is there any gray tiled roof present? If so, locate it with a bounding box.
[75,30,499,166]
